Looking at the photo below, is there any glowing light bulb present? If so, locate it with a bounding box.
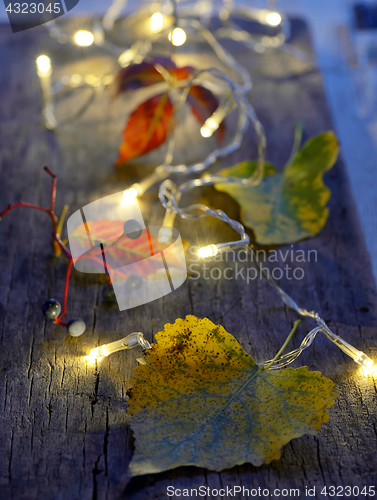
[362,364,376,377]
[74,30,94,47]
[362,362,377,376]
[200,118,219,138]
[36,55,51,74]
[198,244,218,258]
[321,323,376,376]
[150,12,164,32]
[84,332,151,364]
[265,12,282,26]
[121,187,138,206]
[356,353,375,376]
[200,98,235,138]
[200,125,212,138]
[169,28,187,46]
[84,346,105,364]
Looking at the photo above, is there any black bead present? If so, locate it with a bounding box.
[123,219,143,239]
[67,319,86,337]
[43,299,61,319]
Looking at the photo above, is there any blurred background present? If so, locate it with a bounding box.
[1,0,377,283]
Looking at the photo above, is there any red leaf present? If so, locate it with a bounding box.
[116,93,173,165]
[113,59,225,163]
[187,85,225,142]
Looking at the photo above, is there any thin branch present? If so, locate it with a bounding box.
[56,259,73,322]
[264,319,301,370]
[0,202,50,219]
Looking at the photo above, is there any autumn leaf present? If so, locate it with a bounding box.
[214,132,339,245]
[116,93,173,165]
[110,57,176,96]
[113,58,225,165]
[125,315,337,478]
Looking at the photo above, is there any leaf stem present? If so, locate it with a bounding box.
[285,122,303,168]
[264,319,301,370]
[57,204,69,236]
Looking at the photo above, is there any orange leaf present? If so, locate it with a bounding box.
[116,93,173,165]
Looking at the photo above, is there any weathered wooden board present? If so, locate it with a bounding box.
[0,16,376,500]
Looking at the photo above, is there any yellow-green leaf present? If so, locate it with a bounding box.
[215,132,339,245]
[126,315,337,477]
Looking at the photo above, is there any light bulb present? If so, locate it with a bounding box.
[200,125,212,138]
[321,324,376,376]
[362,362,377,377]
[74,30,94,47]
[120,187,138,206]
[356,353,375,376]
[265,12,282,27]
[36,55,51,73]
[198,244,218,258]
[150,12,164,33]
[84,332,151,364]
[200,118,219,138]
[200,98,235,138]
[84,346,105,364]
[169,28,187,46]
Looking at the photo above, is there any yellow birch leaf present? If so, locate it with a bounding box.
[125,316,338,477]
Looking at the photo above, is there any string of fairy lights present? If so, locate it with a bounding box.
[33,0,375,376]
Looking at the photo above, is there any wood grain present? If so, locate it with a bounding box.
[0,17,376,500]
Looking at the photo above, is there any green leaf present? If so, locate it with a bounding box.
[215,132,339,245]
[125,316,337,477]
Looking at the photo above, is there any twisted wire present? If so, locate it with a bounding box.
[260,326,322,369]
[159,179,249,245]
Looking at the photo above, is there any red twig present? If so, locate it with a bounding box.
[0,167,74,326]
[55,258,73,324]
[43,166,57,212]
[0,201,50,219]
[55,233,72,260]
[0,167,120,329]
[0,168,59,234]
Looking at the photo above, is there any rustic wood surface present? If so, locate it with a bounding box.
[0,16,376,500]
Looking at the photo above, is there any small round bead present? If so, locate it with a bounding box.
[123,219,143,239]
[102,284,116,302]
[42,299,62,319]
[126,274,143,290]
[67,319,86,337]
